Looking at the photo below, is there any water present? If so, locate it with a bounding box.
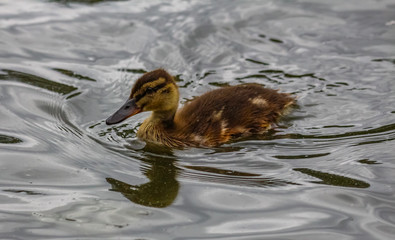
[1,0,395,239]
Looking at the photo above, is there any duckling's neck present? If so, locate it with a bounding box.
[149,109,177,126]
[137,108,176,139]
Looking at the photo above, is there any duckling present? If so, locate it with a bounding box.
[106,69,295,147]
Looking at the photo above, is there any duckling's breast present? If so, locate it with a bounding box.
[138,117,187,147]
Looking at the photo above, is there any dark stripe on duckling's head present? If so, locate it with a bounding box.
[133,81,168,102]
[130,69,173,98]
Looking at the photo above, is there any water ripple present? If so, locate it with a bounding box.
[1,0,395,239]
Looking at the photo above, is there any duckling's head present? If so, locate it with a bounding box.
[106,69,179,125]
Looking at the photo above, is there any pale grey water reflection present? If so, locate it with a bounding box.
[1,0,395,239]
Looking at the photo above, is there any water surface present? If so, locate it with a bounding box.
[1,0,395,239]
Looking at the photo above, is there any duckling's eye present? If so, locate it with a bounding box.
[146,87,154,94]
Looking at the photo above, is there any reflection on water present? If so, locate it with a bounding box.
[53,68,96,82]
[0,134,23,144]
[107,148,301,209]
[1,0,395,239]
[107,155,179,208]
[0,69,77,95]
[372,58,395,64]
[294,168,370,188]
[3,189,46,196]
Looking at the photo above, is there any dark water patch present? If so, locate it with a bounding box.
[172,74,184,83]
[372,58,395,65]
[259,69,284,74]
[355,136,395,146]
[294,168,370,188]
[157,74,190,88]
[208,82,231,87]
[257,33,284,44]
[65,218,77,222]
[273,152,330,160]
[184,166,260,177]
[0,134,22,144]
[334,82,349,86]
[178,80,193,88]
[323,125,355,129]
[245,58,269,66]
[0,69,77,95]
[117,68,147,74]
[50,0,127,5]
[88,122,101,129]
[108,223,129,229]
[258,34,266,38]
[358,159,381,165]
[66,91,82,99]
[326,84,343,88]
[269,38,284,44]
[197,70,216,80]
[3,189,45,196]
[52,68,96,82]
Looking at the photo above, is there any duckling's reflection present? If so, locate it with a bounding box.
[106,144,179,208]
[106,144,300,208]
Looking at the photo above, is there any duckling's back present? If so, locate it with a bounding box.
[173,84,295,146]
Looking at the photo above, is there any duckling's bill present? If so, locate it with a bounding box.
[106,98,141,125]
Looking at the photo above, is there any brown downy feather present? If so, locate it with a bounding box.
[172,84,295,146]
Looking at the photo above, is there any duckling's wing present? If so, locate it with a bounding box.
[174,84,295,146]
